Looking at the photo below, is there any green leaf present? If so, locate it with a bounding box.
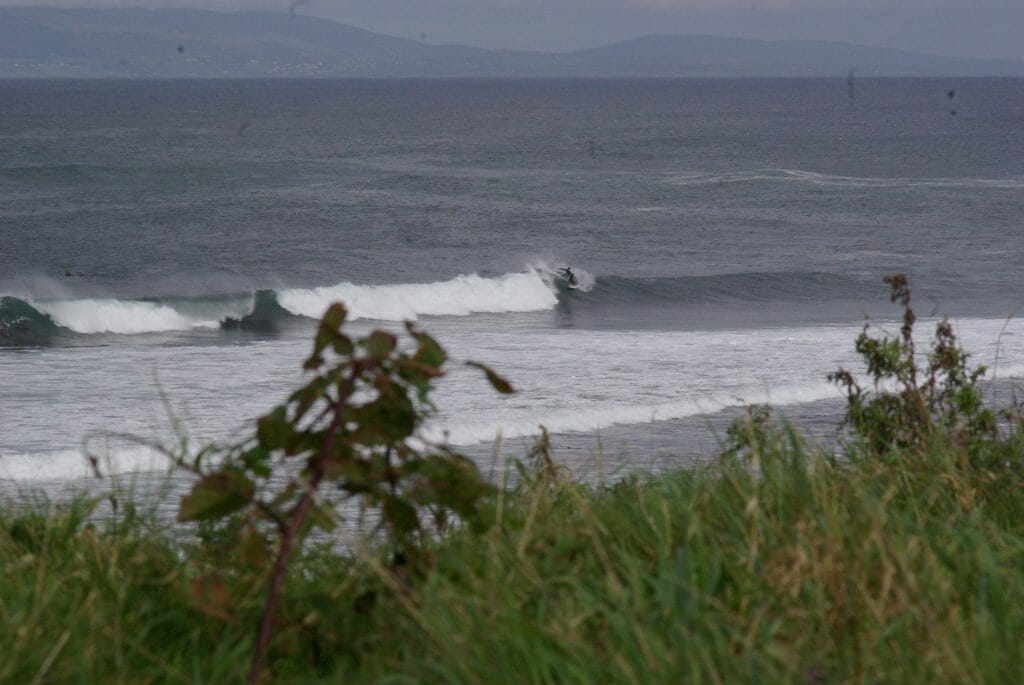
[351,396,417,444]
[466,361,516,394]
[289,377,327,423]
[305,303,349,369]
[331,333,354,357]
[407,325,447,369]
[239,525,271,568]
[321,302,347,333]
[365,330,397,362]
[178,471,255,522]
[396,359,445,384]
[241,445,272,478]
[382,495,419,536]
[257,405,294,451]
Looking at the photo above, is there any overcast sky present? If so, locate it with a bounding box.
[9,0,1024,59]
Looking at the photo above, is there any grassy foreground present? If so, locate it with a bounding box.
[3,424,1024,684]
[4,277,1024,683]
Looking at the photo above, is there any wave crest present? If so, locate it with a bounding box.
[36,298,221,335]
[278,271,558,321]
[1,269,562,340]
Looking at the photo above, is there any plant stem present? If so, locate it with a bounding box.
[247,371,358,684]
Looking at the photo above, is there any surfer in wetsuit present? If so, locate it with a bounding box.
[559,267,577,286]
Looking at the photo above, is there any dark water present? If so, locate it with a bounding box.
[2,78,1023,482]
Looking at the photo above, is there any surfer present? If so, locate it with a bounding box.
[559,267,577,287]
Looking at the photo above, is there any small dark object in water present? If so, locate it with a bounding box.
[559,266,577,287]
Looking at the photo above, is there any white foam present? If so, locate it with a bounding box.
[36,298,220,334]
[431,381,840,446]
[0,445,173,482]
[669,168,1024,190]
[6,314,1022,483]
[277,271,559,321]
[984,363,1024,383]
[426,316,1024,447]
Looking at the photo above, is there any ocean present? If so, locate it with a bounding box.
[2,77,1023,485]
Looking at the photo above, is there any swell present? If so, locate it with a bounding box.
[0,163,92,180]
[582,271,876,307]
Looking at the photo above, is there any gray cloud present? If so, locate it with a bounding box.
[2,0,1021,58]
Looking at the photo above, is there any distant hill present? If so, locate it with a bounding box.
[2,7,1022,78]
[567,35,1024,77]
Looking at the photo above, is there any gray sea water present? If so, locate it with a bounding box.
[2,78,1023,483]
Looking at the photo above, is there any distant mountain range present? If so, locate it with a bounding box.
[3,7,1023,78]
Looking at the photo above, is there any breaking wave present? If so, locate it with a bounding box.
[2,266,974,345]
[38,298,222,335]
[278,271,557,321]
[0,292,253,343]
[0,268,561,344]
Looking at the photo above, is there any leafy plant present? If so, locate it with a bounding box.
[175,302,512,682]
[514,426,568,489]
[721,404,776,464]
[828,274,997,456]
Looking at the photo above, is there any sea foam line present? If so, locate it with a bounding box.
[0,445,173,482]
[432,381,842,447]
[669,168,1024,190]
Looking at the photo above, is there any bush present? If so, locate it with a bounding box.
[175,302,512,682]
[828,274,999,459]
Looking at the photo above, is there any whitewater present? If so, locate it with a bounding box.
[3,277,1023,481]
[2,77,1023,485]
[1,268,563,338]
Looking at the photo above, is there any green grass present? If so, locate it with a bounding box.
[3,420,1024,684]
[7,276,1019,683]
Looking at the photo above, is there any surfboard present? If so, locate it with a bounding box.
[556,273,579,290]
